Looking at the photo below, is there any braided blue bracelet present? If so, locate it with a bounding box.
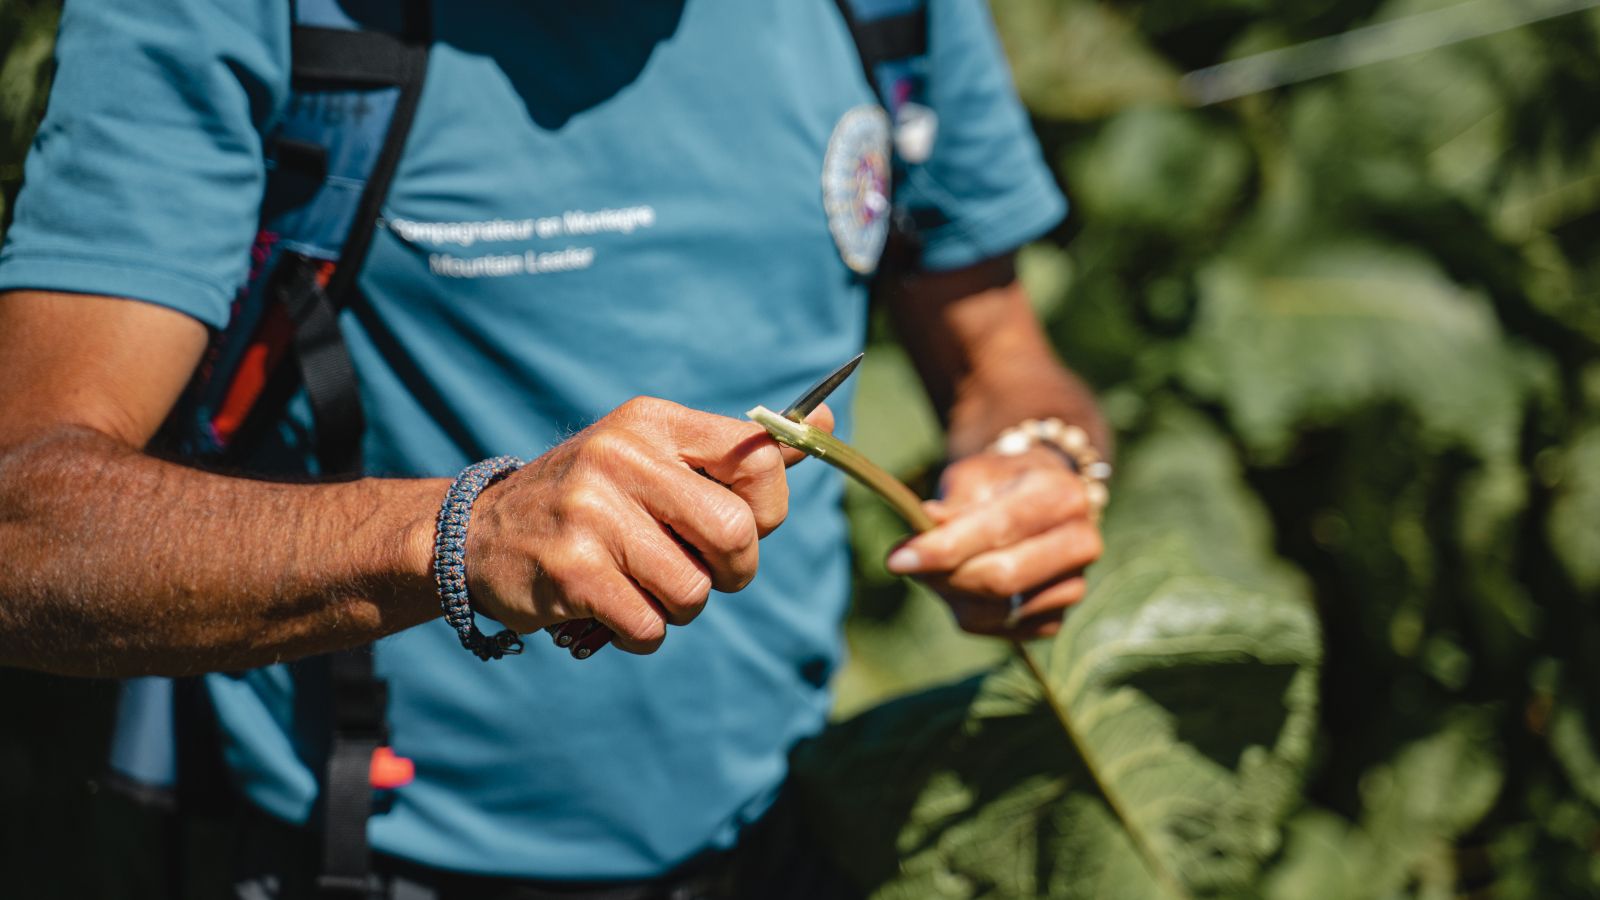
[434,455,527,661]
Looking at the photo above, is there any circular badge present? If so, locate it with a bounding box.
[822,104,893,275]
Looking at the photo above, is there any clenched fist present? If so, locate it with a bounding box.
[460,396,831,655]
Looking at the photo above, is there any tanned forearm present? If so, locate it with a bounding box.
[0,289,818,676]
[0,426,444,678]
[884,252,1110,461]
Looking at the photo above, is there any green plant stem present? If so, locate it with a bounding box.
[750,403,1192,899]
[747,406,936,532]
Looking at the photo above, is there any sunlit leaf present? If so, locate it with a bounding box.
[802,409,1320,899]
[1035,409,1320,895]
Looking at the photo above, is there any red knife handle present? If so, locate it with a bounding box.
[545,618,615,659]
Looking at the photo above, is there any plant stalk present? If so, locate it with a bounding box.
[747,406,936,532]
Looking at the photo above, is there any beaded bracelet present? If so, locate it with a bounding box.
[989,418,1112,628]
[434,455,527,661]
[989,418,1112,517]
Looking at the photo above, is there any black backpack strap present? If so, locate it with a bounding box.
[269,254,367,475]
[293,5,430,897]
[227,19,430,477]
[289,26,426,85]
[831,0,927,93]
[317,26,429,314]
[143,5,430,897]
[317,646,389,898]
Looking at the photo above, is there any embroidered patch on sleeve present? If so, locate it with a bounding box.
[822,105,893,275]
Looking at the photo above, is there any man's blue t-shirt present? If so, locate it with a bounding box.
[0,0,1064,879]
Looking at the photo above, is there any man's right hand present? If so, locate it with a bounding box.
[449,397,832,655]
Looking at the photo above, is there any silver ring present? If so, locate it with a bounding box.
[1004,592,1025,629]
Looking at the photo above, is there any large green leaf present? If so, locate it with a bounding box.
[1033,409,1321,896]
[792,669,1154,900]
[797,409,1321,898]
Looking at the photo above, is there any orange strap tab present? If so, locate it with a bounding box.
[368,746,415,789]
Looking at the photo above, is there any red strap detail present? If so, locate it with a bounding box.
[368,746,414,790]
[209,302,297,445]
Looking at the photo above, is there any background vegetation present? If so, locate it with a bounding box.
[821,0,1600,895]
[3,0,1600,895]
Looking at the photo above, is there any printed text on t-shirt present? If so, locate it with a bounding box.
[388,206,655,248]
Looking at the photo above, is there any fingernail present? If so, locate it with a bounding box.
[885,547,921,573]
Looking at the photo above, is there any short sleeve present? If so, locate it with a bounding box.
[897,0,1066,272]
[0,0,290,329]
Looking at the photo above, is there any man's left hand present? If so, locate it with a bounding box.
[884,445,1102,639]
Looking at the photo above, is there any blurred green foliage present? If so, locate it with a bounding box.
[823,0,1600,895]
[0,0,55,230]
